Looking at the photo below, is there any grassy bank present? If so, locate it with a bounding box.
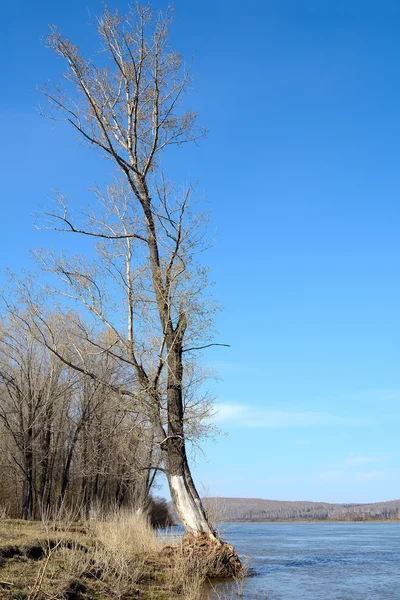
[0,512,228,600]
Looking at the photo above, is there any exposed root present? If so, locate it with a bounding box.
[181,533,245,578]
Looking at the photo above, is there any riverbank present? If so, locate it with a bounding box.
[0,514,227,599]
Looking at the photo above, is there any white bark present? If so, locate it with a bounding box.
[170,474,214,535]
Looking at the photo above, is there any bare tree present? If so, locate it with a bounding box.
[0,306,164,519]
[32,5,239,566]
[0,313,77,518]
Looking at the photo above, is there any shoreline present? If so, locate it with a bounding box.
[0,516,233,599]
[218,518,400,524]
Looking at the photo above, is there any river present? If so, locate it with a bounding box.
[205,522,400,599]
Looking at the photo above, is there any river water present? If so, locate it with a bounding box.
[205,522,400,600]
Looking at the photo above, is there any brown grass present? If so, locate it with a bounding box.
[0,511,242,599]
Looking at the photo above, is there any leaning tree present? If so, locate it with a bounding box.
[32,4,241,573]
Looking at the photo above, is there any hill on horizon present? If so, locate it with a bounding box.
[169,497,400,523]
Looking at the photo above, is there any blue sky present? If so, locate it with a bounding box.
[2,0,400,503]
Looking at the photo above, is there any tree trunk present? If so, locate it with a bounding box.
[22,442,34,520]
[165,338,215,536]
[59,423,82,506]
[39,405,53,509]
[167,466,214,535]
[162,335,243,577]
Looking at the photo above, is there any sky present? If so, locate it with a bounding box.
[1,0,400,504]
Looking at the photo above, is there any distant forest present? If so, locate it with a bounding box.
[196,497,400,522]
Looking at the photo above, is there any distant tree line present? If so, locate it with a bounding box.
[199,498,400,522]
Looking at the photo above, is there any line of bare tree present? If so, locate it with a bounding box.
[0,311,162,520]
[198,497,400,522]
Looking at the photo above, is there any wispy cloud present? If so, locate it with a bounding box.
[319,470,397,483]
[357,470,394,482]
[344,455,381,467]
[319,454,393,483]
[214,403,364,429]
[206,360,259,376]
[215,403,245,421]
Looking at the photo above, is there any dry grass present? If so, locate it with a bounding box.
[0,510,243,600]
[90,508,162,554]
[0,505,9,522]
[88,510,162,598]
[164,541,209,600]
